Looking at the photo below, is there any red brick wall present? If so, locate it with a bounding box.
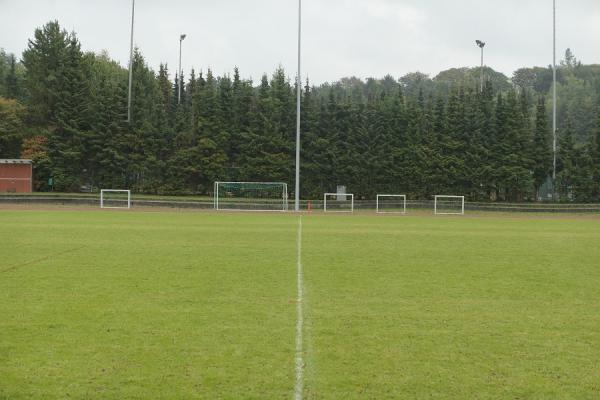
[0,164,32,193]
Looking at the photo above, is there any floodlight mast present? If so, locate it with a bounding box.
[476,40,485,93]
[294,0,302,212]
[178,34,187,105]
[127,0,135,123]
[552,0,557,198]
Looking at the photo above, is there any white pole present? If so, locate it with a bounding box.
[179,38,182,104]
[294,0,302,212]
[552,0,557,192]
[127,0,135,123]
[215,182,219,210]
[476,40,485,93]
[480,46,484,93]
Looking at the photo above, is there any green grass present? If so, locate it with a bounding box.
[0,191,213,201]
[1,210,600,399]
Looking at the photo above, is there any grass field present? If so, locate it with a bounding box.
[1,209,600,399]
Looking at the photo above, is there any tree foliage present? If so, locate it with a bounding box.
[1,22,600,201]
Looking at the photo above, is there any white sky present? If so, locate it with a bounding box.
[1,0,599,84]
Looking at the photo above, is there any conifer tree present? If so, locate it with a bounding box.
[5,54,21,100]
[590,110,600,200]
[532,97,552,197]
[556,117,576,198]
[22,21,71,126]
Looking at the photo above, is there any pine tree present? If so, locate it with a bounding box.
[497,90,533,201]
[556,117,576,199]
[463,88,486,199]
[590,110,600,200]
[13,22,600,200]
[48,31,91,190]
[0,49,7,97]
[22,21,71,125]
[441,87,464,192]
[5,54,20,100]
[477,80,496,200]
[532,97,552,197]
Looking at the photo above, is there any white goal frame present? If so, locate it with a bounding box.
[376,194,407,214]
[434,195,465,215]
[213,182,289,212]
[100,189,131,209]
[324,193,354,213]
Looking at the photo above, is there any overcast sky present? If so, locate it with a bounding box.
[1,0,599,84]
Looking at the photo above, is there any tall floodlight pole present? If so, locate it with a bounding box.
[294,0,302,212]
[552,0,557,194]
[476,40,486,92]
[178,34,187,104]
[127,0,135,123]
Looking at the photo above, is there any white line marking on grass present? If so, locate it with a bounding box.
[294,216,304,400]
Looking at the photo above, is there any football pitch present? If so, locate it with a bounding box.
[1,210,600,399]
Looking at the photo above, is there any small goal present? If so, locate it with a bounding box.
[324,193,354,213]
[214,182,288,212]
[100,189,131,209]
[376,195,407,214]
[434,195,465,215]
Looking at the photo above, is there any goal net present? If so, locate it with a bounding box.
[376,195,407,214]
[324,193,354,213]
[434,195,465,215]
[100,189,131,209]
[214,182,289,212]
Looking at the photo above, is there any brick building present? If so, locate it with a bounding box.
[0,159,33,193]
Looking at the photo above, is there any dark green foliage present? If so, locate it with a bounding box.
[0,49,26,100]
[0,98,25,157]
[590,111,600,199]
[532,97,552,196]
[22,21,71,126]
[7,21,600,202]
[5,54,22,100]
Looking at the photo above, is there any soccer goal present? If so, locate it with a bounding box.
[100,189,131,209]
[376,195,407,214]
[214,182,289,212]
[434,195,465,215]
[324,193,354,213]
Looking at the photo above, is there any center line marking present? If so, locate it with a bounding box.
[294,216,304,400]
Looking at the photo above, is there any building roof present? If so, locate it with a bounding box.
[0,159,33,164]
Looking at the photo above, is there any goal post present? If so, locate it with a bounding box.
[324,193,354,213]
[376,195,407,214]
[100,189,131,209]
[434,195,465,215]
[214,182,289,212]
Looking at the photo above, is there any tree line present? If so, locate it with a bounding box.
[1,21,599,201]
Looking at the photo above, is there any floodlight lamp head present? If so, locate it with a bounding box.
[180,34,187,41]
[476,40,486,48]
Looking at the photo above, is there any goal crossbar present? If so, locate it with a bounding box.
[434,195,465,215]
[100,189,131,209]
[376,194,407,214]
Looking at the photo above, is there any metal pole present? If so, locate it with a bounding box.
[178,37,182,104]
[294,0,302,212]
[127,0,135,123]
[476,40,485,93]
[552,0,557,190]
[480,46,484,93]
